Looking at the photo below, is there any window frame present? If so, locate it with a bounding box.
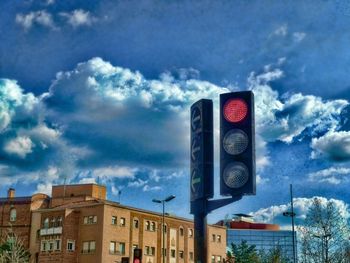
[67,240,75,252]
[9,208,17,222]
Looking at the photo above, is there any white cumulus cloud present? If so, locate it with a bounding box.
[249,70,348,143]
[311,131,350,162]
[16,10,56,30]
[60,9,96,28]
[251,197,350,228]
[4,136,35,158]
[308,167,350,185]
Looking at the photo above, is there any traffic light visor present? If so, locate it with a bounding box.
[223,99,248,123]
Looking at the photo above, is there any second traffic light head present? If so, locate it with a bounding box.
[220,91,256,197]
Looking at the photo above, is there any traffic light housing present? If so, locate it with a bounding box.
[133,248,142,263]
[190,99,214,202]
[220,91,255,196]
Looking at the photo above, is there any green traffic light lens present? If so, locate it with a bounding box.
[223,162,249,189]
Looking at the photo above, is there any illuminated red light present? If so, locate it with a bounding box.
[223,99,248,123]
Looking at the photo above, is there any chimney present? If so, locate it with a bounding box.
[7,188,15,198]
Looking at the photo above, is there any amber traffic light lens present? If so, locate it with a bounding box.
[223,129,249,155]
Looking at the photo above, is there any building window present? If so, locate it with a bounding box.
[132,244,138,256]
[57,216,63,227]
[179,227,184,236]
[82,241,96,253]
[211,255,215,263]
[120,217,126,227]
[171,249,176,258]
[43,218,49,228]
[189,229,193,238]
[151,222,156,231]
[189,252,194,261]
[145,246,150,255]
[51,218,56,227]
[145,246,155,256]
[162,248,167,257]
[217,255,222,263]
[145,221,150,231]
[119,242,125,255]
[133,219,139,228]
[48,240,54,251]
[9,208,16,222]
[110,241,117,254]
[112,216,117,225]
[41,241,47,252]
[212,234,216,242]
[179,250,184,259]
[163,224,167,233]
[217,235,221,243]
[83,215,97,224]
[55,239,61,250]
[67,240,75,251]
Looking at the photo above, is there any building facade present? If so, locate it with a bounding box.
[0,184,226,263]
[217,214,295,260]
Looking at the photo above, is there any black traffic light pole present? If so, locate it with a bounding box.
[190,92,255,263]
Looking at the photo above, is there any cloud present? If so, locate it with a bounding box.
[251,197,350,228]
[311,131,350,161]
[142,184,162,192]
[92,166,137,180]
[15,10,56,30]
[249,70,349,143]
[293,32,306,42]
[45,57,229,169]
[128,178,147,188]
[0,79,40,132]
[60,9,96,28]
[273,24,288,37]
[256,174,270,185]
[78,177,97,184]
[1,58,348,190]
[308,167,350,185]
[4,136,35,158]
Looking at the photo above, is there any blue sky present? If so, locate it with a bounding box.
[0,0,350,227]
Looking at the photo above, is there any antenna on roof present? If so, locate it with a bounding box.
[63,175,67,201]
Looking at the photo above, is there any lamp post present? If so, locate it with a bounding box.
[152,195,176,263]
[283,184,297,263]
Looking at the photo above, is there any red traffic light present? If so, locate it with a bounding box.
[223,99,248,123]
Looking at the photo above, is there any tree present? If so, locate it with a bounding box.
[298,198,350,263]
[0,231,30,263]
[260,246,291,263]
[226,240,261,263]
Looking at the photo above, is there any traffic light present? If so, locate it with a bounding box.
[220,91,255,196]
[190,99,214,202]
[133,248,142,263]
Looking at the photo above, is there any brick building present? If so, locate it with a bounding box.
[0,188,50,249]
[0,184,226,263]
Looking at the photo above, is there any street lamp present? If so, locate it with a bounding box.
[283,184,297,263]
[152,195,176,263]
[313,233,331,263]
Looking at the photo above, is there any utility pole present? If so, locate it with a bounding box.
[283,184,297,263]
